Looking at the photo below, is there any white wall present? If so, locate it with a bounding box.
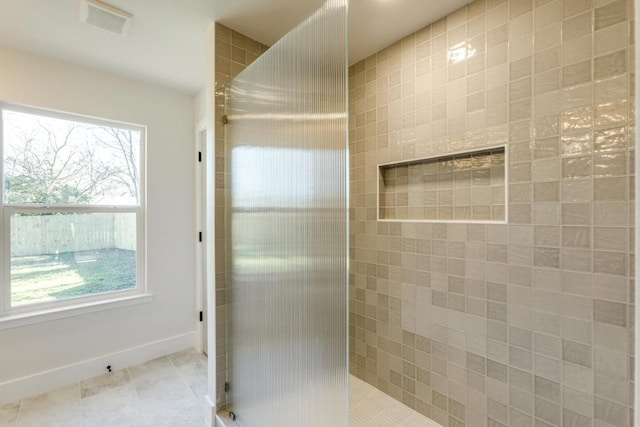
[0,45,197,401]
[194,88,207,125]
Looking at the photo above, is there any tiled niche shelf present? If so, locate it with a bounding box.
[377,146,507,223]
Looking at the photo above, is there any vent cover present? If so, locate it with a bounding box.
[79,0,132,36]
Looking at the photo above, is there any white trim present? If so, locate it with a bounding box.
[205,22,218,415]
[377,219,508,224]
[376,144,507,167]
[0,330,195,405]
[0,293,152,330]
[195,118,207,354]
[1,101,145,132]
[503,141,509,223]
[204,394,217,427]
[0,110,3,317]
[376,146,380,220]
[3,205,141,211]
[0,103,147,318]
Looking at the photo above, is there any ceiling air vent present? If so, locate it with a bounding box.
[79,0,132,36]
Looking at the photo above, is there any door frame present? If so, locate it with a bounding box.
[195,119,208,355]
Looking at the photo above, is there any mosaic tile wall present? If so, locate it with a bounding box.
[213,23,268,408]
[349,0,636,426]
[379,147,506,221]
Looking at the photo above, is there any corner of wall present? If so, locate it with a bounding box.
[0,331,196,406]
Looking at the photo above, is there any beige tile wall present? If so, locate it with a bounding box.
[379,148,506,221]
[214,23,268,408]
[349,0,635,426]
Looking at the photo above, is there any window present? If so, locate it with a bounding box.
[0,104,146,316]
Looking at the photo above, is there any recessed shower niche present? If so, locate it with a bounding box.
[378,146,507,222]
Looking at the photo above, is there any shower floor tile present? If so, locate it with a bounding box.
[349,376,441,427]
[217,375,441,427]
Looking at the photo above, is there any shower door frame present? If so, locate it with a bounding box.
[634,1,640,424]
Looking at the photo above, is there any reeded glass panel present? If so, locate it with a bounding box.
[224,0,348,425]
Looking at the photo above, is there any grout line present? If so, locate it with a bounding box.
[15,399,24,427]
[126,365,150,427]
[166,352,199,401]
[76,381,84,427]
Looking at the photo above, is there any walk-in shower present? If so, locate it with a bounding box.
[211,0,637,426]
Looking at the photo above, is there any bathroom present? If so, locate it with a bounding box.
[214,0,636,426]
[0,0,634,426]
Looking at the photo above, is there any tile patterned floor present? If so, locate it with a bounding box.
[218,376,441,427]
[349,376,441,427]
[1,351,439,427]
[0,349,207,427]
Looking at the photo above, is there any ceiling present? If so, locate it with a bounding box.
[0,0,471,95]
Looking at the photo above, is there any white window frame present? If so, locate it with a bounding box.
[0,102,148,324]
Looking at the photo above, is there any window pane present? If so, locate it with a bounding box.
[3,110,141,206]
[10,212,137,307]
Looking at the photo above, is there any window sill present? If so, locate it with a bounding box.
[0,294,153,331]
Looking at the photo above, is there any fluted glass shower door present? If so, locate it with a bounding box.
[223,0,348,426]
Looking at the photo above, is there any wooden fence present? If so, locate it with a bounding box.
[10,213,136,256]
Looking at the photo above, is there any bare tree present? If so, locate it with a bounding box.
[4,114,139,205]
[92,127,140,204]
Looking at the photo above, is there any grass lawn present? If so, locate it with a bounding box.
[11,248,136,306]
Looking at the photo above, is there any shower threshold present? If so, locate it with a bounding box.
[215,375,441,427]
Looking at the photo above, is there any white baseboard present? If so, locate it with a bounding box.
[0,331,197,405]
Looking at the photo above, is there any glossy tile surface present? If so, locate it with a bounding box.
[349,0,635,426]
[1,349,206,427]
[379,148,506,221]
